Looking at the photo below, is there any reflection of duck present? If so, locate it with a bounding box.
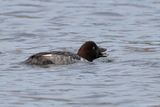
[25,41,107,65]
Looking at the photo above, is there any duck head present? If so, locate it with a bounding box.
[77,41,107,62]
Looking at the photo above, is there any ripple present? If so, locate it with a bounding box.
[92,12,123,17]
[152,105,160,107]
[125,46,156,52]
[67,102,113,106]
[16,4,44,8]
[32,0,52,2]
[121,59,160,68]
[153,1,160,4]
[0,13,41,19]
[77,93,108,99]
[126,40,160,46]
[0,10,41,14]
[22,96,72,102]
[66,5,95,9]
[15,32,39,38]
[111,3,153,9]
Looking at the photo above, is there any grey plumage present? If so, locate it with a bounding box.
[25,51,81,65]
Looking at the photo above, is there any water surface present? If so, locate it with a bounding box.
[0,0,160,107]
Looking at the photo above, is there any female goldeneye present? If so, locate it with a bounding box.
[25,41,107,65]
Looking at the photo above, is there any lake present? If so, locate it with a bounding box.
[0,0,160,107]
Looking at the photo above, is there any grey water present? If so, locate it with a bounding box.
[0,0,160,107]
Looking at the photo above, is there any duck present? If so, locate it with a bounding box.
[25,41,107,65]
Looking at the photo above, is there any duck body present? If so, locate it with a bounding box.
[25,41,107,65]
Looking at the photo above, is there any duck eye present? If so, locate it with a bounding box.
[92,47,95,50]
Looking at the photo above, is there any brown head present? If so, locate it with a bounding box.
[77,41,107,62]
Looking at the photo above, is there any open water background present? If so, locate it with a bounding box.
[0,0,160,107]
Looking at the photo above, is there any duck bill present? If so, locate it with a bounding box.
[99,48,108,57]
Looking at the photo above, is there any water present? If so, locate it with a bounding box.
[0,0,160,107]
